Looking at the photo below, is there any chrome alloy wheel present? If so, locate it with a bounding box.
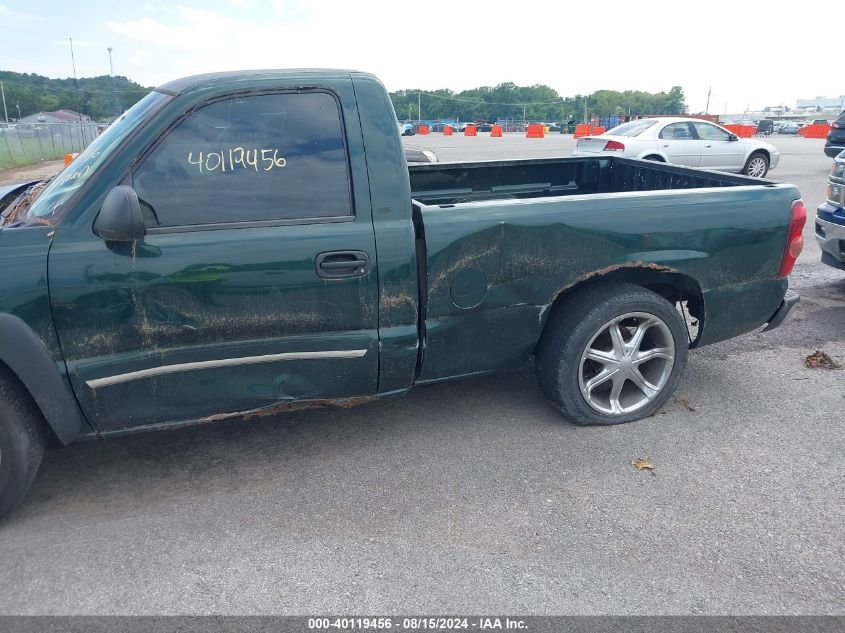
[578,312,676,416]
[747,156,767,177]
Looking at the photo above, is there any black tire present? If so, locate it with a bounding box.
[535,282,689,425]
[0,373,46,520]
[642,155,664,162]
[743,151,769,178]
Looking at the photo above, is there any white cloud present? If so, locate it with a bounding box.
[102,0,838,113]
[0,3,42,20]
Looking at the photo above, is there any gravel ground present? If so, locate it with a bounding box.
[0,134,841,615]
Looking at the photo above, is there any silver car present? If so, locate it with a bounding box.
[572,117,780,177]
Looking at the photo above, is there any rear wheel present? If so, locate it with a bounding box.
[0,374,46,520]
[642,155,664,162]
[743,152,769,178]
[535,282,688,425]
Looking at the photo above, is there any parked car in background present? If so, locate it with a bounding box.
[756,119,774,136]
[404,145,438,164]
[572,117,779,177]
[779,122,800,134]
[398,122,415,136]
[476,123,493,132]
[824,111,845,158]
[816,150,845,271]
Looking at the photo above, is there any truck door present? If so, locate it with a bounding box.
[656,121,701,167]
[48,88,379,432]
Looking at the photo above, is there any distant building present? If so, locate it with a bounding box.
[17,109,91,124]
[795,96,845,111]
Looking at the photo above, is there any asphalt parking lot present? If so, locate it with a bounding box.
[0,134,841,615]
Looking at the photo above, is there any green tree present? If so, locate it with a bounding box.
[0,70,151,121]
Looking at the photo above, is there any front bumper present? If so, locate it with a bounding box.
[761,289,800,332]
[815,212,845,269]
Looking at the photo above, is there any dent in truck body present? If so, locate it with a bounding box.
[414,183,796,381]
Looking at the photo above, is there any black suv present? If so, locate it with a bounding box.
[825,111,845,157]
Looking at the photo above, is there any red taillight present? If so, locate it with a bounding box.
[777,199,806,278]
[603,140,625,151]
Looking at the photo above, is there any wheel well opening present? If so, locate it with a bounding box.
[0,360,60,447]
[749,149,770,162]
[540,268,704,349]
[642,154,665,162]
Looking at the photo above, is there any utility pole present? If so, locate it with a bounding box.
[69,38,83,122]
[107,47,118,117]
[1,81,8,123]
[418,93,421,124]
[705,86,711,114]
[523,103,526,122]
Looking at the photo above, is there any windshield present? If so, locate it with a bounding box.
[25,91,171,220]
[605,119,658,137]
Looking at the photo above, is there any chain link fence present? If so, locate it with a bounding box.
[0,122,100,169]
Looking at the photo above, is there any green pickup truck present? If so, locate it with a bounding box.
[0,70,805,518]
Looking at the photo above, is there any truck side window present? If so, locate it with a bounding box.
[133,91,352,227]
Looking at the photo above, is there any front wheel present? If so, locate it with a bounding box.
[743,152,769,178]
[0,374,46,520]
[535,282,689,425]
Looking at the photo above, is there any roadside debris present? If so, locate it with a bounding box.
[674,397,696,412]
[632,457,655,471]
[804,350,842,370]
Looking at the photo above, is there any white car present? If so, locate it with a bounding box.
[572,117,779,178]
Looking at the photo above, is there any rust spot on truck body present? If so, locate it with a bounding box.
[540,261,677,324]
[200,395,377,424]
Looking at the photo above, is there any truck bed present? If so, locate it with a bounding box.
[409,155,796,384]
[409,156,771,206]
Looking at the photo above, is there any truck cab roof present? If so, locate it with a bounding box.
[155,68,370,96]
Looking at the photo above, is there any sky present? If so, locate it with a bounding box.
[0,0,838,115]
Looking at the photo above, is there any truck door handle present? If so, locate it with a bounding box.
[315,251,370,279]
[705,144,712,148]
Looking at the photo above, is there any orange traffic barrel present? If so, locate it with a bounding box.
[573,124,591,138]
[526,124,544,138]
